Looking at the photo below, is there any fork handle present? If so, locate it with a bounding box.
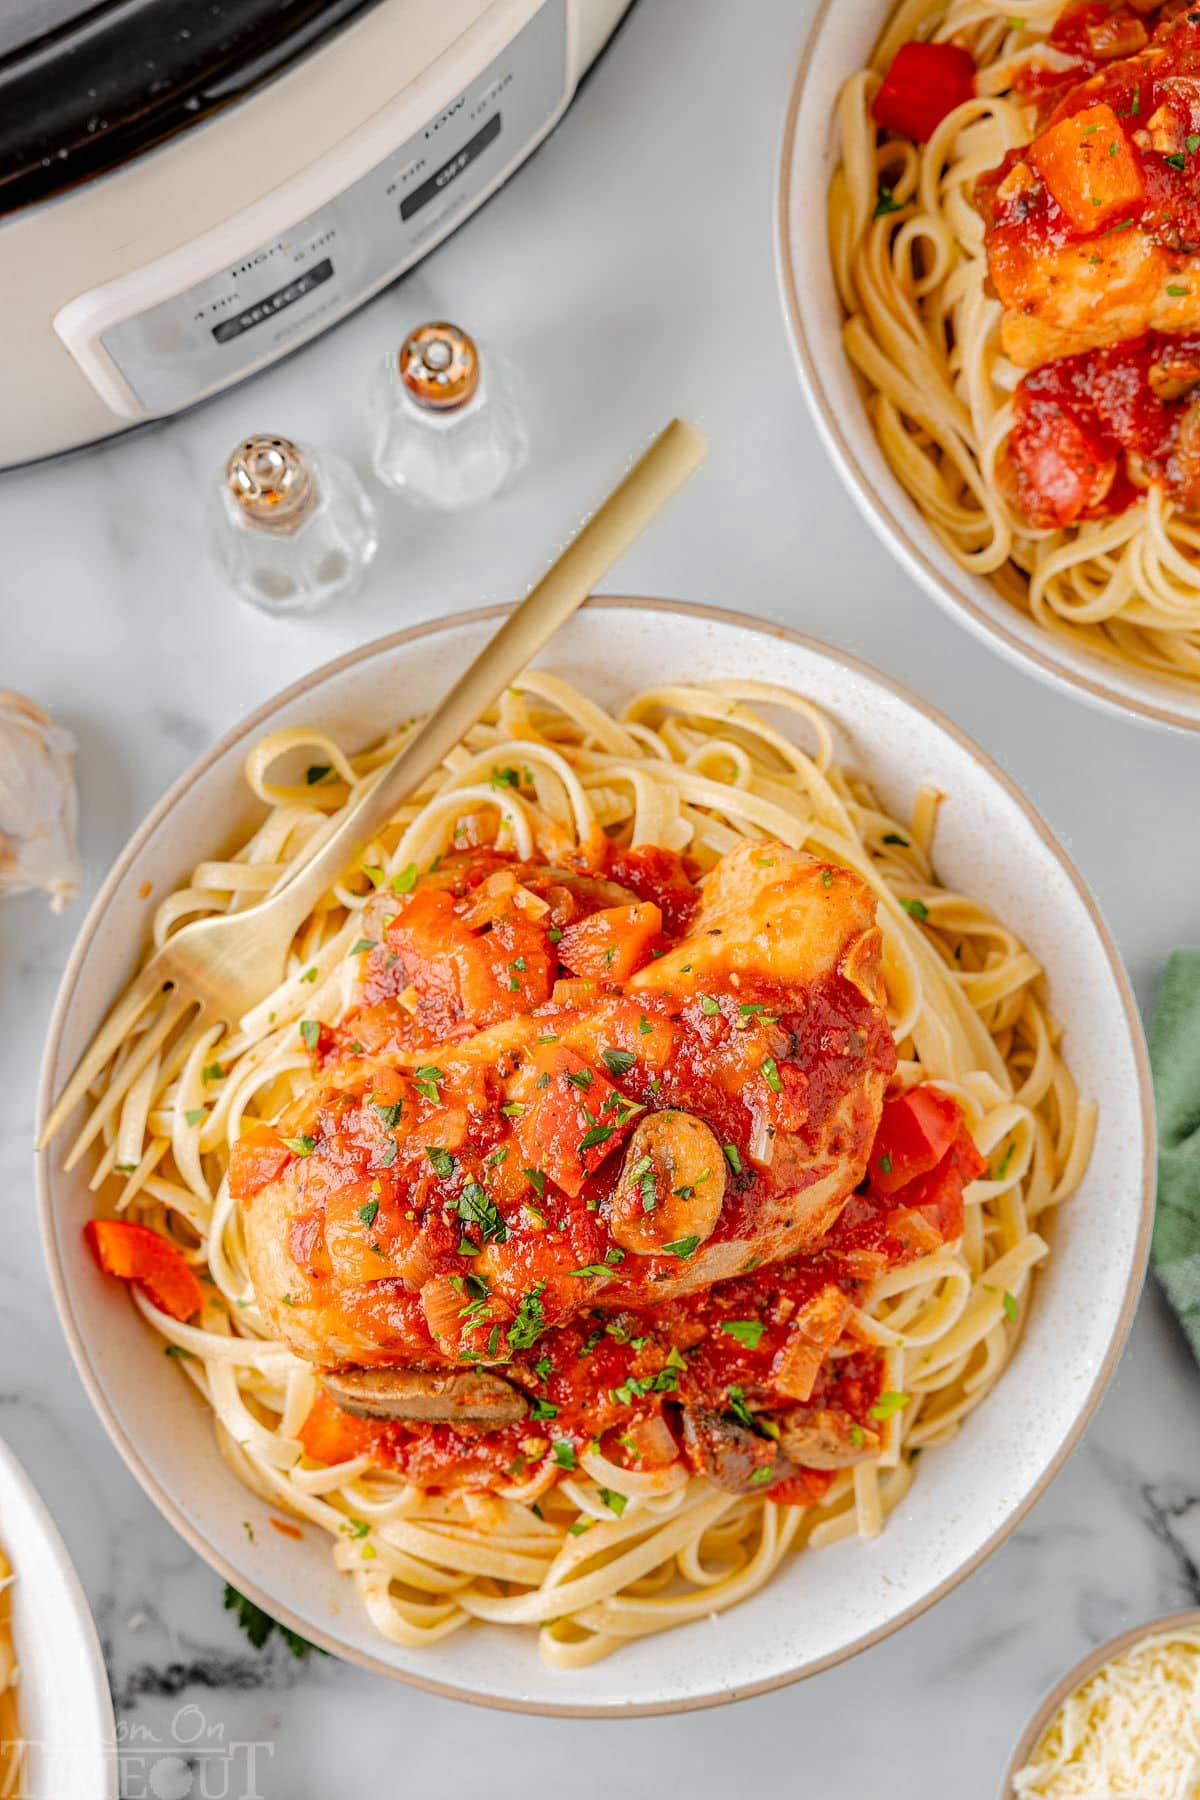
[262,418,707,933]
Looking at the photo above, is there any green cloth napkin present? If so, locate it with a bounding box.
[1150,949,1200,1361]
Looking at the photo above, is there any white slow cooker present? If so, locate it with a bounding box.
[0,0,632,467]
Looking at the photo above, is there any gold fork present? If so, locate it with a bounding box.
[39,418,707,1151]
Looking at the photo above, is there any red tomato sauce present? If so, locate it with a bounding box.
[970,5,1200,525]
[295,1095,983,1502]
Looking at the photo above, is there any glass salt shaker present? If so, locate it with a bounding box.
[370,321,529,509]
[208,434,378,614]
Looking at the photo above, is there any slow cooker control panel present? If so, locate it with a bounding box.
[55,1,567,417]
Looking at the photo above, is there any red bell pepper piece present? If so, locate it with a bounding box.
[893,1132,988,1242]
[872,41,976,142]
[228,1121,293,1202]
[868,1084,965,1195]
[84,1218,204,1321]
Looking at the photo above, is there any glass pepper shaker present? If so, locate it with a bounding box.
[370,321,529,510]
[207,434,378,614]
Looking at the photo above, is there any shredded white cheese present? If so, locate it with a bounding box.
[1013,1629,1200,1798]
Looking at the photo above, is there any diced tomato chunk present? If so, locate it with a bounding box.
[869,1084,965,1195]
[1028,102,1144,233]
[872,41,976,143]
[513,1046,639,1197]
[607,845,698,934]
[1010,385,1119,528]
[84,1218,204,1322]
[555,902,662,982]
[891,1131,987,1243]
[229,1122,293,1201]
[297,1390,379,1465]
[382,888,555,1031]
[769,1469,835,1507]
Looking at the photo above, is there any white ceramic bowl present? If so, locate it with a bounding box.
[998,1608,1200,1796]
[38,600,1153,1715]
[778,0,1200,734]
[0,1437,116,1798]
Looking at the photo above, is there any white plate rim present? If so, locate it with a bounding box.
[35,596,1156,1717]
[775,0,1200,736]
[0,1436,117,1798]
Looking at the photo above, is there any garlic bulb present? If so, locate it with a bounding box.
[0,691,80,912]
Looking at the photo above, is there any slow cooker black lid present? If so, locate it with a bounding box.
[0,0,385,217]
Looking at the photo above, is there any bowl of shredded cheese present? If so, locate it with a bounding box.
[1003,1610,1200,1799]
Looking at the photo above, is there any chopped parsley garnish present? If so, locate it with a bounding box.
[164,1343,195,1360]
[426,1146,454,1179]
[457,1182,507,1244]
[1002,1290,1019,1324]
[524,1168,546,1199]
[877,1152,893,1175]
[662,1235,701,1259]
[552,1440,577,1470]
[305,763,332,785]
[508,1281,546,1350]
[566,1067,594,1091]
[699,994,721,1016]
[882,832,909,846]
[850,1424,865,1447]
[358,1199,380,1228]
[223,1585,320,1660]
[299,968,318,984]
[202,1062,224,1083]
[375,1101,403,1129]
[184,1107,205,1127]
[747,1466,774,1486]
[390,863,418,894]
[821,869,834,889]
[719,1319,764,1349]
[413,1065,444,1102]
[900,898,929,921]
[598,1489,628,1517]
[345,1519,371,1539]
[377,1140,398,1168]
[568,1262,617,1280]
[601,1047,636,1079]
[529,1397,559,1422]
[873,184,902,219]
[726,1385,756,1430]
[761,1055,782,1093]
[994,1142,1015,1180]
[1168,282,1191,296]
[578,1121,615,1153]
[1166,153,1187,171]
[638,1015,653,1034]
[360,864,385,887]
[350,938,377,956]
[548,927,562,944]
[869,1390,910,1422]
[723,1143,743,1177]
[282,1135,315,1157]
[491,766,520,788]
[299,1019,320,1051]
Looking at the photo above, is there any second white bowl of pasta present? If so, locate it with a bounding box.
[780,0,1200,731]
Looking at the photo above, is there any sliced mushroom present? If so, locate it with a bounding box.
[680,1406,796,1495]
[778,1406,880,1471]
[608,1110,727,1256]
[321,1367,528,1427]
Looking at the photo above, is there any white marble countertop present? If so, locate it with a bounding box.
[4,0,1200,1792]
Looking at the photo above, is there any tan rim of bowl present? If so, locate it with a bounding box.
[35,597,1156,1717]
[776,0,1200,736]
[999,1608,1200,1796]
